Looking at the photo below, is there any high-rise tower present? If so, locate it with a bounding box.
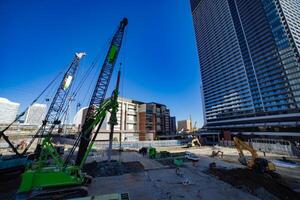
[191,0,300,132]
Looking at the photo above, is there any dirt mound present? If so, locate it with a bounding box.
[83,160,144,177]
[207,168,300,200]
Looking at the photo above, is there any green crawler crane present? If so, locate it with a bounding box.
[18,71,121,199]
[18,17,128,199]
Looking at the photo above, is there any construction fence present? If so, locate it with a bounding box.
[61,138,182,149]
[219,139,300,157]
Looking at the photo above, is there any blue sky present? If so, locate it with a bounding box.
[0,0,203,127]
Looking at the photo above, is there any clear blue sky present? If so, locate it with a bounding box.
[0,0,204,127]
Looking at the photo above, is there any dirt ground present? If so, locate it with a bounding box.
[83,160,144,177]
[207,167,300,200]
[156,146,300,185]
[1,145,299,200]
[87,146,300,200]
[88,163,259,200]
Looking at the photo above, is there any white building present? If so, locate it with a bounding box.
[177,119,192,132]
[0,97,20,124]
[73,97,140,141]
[24,103,47,125]
[73,107,88,129]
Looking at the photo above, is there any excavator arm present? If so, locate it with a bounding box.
[233,137,276,173]
[233,137,258,168]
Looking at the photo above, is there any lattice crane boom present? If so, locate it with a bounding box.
[75,18,127,165]
[22,52,86,155]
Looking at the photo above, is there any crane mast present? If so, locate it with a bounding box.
[22,52,86,155]
[75,18,128,165]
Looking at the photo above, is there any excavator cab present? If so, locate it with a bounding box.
[233,137,276,174]
[253,158,276,173]
[187,137,201,148]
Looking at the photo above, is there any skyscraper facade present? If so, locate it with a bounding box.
[191,0,300,131]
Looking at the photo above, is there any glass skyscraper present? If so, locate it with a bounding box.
[191,0,300,132]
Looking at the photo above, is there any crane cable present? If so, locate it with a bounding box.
[120,29,128,99]
[0,71,62,137]
[72,37,113,108]
[56,41,110,127]
[64,36,115,166]
[0,71,62,154]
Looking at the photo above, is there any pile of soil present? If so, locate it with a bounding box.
[83,160,144,177]
[207,167,300,200]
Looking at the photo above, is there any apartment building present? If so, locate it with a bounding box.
[73,97,175,141]
[138,102,172,140]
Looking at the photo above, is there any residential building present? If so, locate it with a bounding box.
[170,116,176,134]
[24,103,47,125]
[73,97,174,141]
[73,97,141,141]
[99,97,141,141]
[73,107,89,131]
[164,109,171,135]
[177,120,192,132]
[0,97,20,124]
[190,0,300,134]
[138,102,172,140]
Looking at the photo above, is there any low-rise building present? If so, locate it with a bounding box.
[73,97,175,141]
[177,119,191,132]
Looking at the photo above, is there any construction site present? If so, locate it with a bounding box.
[0,27,299,197]
[1,139,300,200]
[1,0,300,199]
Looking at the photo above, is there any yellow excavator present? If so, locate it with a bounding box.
[187,137,201,148]
[233,137,276,173]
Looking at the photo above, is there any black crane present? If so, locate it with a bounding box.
[22,52,86,156]
[74,18,128,165]
[0,52,85,181]
[0,52,85,159]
